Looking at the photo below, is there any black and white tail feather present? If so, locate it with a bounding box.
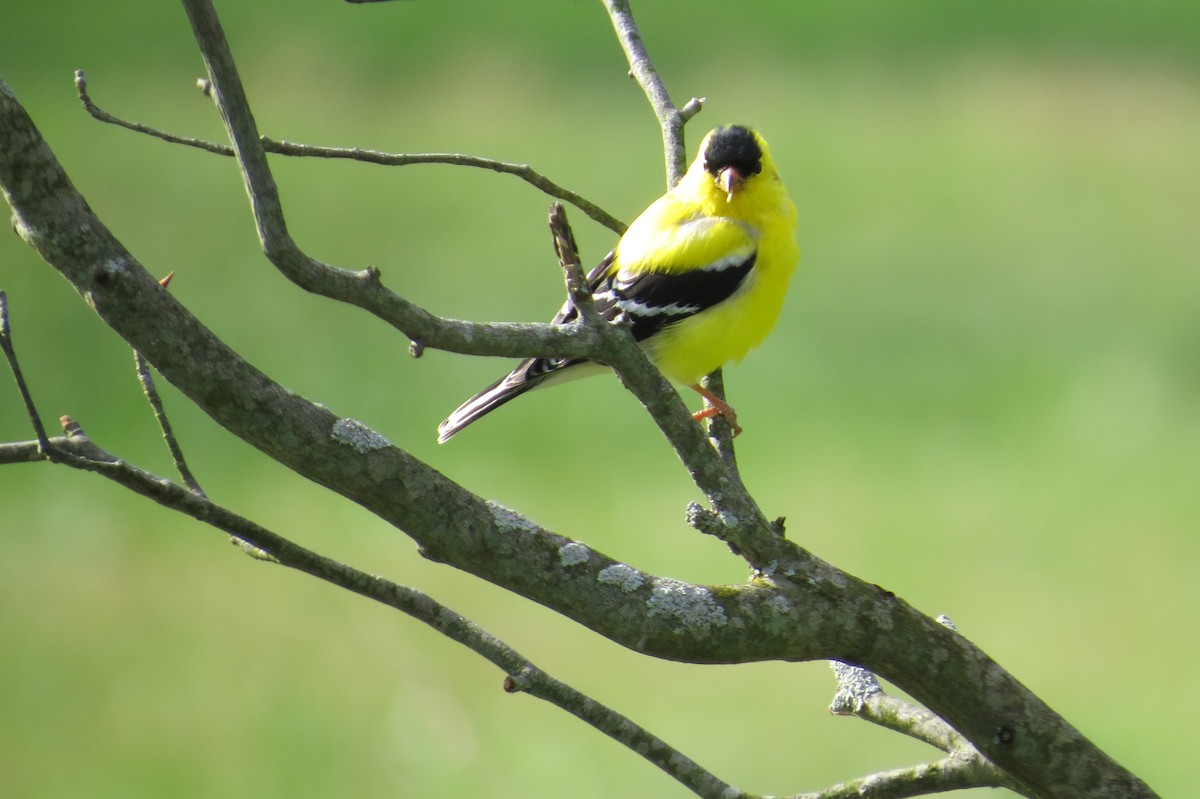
[436,242,756,442]
[437,256,613,443]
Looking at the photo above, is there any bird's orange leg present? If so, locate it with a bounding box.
[689,384,743,437]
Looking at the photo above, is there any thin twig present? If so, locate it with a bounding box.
[133,349,206,497]
[74,70,625,234]
[75,70,230,155]
[790,755,1009,799]
[130,272,206,496]
[600,0,695,185]
[270,140,626,235]
[830,655,962,752]
[0,291,51,451]
[831,663,968,755]
[679,96,706,123]
[829,617,972,753]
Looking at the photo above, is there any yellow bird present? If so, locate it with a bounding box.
[438,125,799,443]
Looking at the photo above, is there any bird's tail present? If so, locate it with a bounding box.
[436,367,541,443]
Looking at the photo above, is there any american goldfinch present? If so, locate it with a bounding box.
[438,124,799,443]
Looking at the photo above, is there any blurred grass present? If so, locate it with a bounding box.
[2,1,1198,797]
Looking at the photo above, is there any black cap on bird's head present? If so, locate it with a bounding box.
[702,125,764,200]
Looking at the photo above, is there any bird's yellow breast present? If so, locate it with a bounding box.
[647,225,797,385]
[615,171,799,385]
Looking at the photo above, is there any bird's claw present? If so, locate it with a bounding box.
[692,403,743,437]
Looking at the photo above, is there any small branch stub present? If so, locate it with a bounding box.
[548,203,591,309]
[679,96,705,122]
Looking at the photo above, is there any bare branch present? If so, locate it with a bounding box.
[128,271,207,495]
[791,756,1008,799]
[78,67,606,363]
[830,618,972,754]
[269,140,627,235]
[133,348,203,495]
[11,428,742,799]
[679,96,706,123]
[0,433,1016,799]
[75,70,230,155]
[548,203,594,315]
[74,70,626,235]
[0,367,739,799]
[600,0,698,185]
[0,290,52,451]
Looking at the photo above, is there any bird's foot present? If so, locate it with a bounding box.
[689,384,743,437]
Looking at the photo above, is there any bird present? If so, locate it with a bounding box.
[437,124,799,443]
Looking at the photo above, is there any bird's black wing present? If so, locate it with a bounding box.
[594,251,757,342]
[437,249,756,441]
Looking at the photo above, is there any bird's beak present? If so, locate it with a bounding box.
[717,166,745,203]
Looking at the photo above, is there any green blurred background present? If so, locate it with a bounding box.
[2,1,1197,796]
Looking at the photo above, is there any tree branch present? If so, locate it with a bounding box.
[74,70,627,235]
[600,0,699,185]
[0,290,51,450]
[791,756,1007,799]
[164,1,609,362]
[0,308,784,799]
[0,422,746,798]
